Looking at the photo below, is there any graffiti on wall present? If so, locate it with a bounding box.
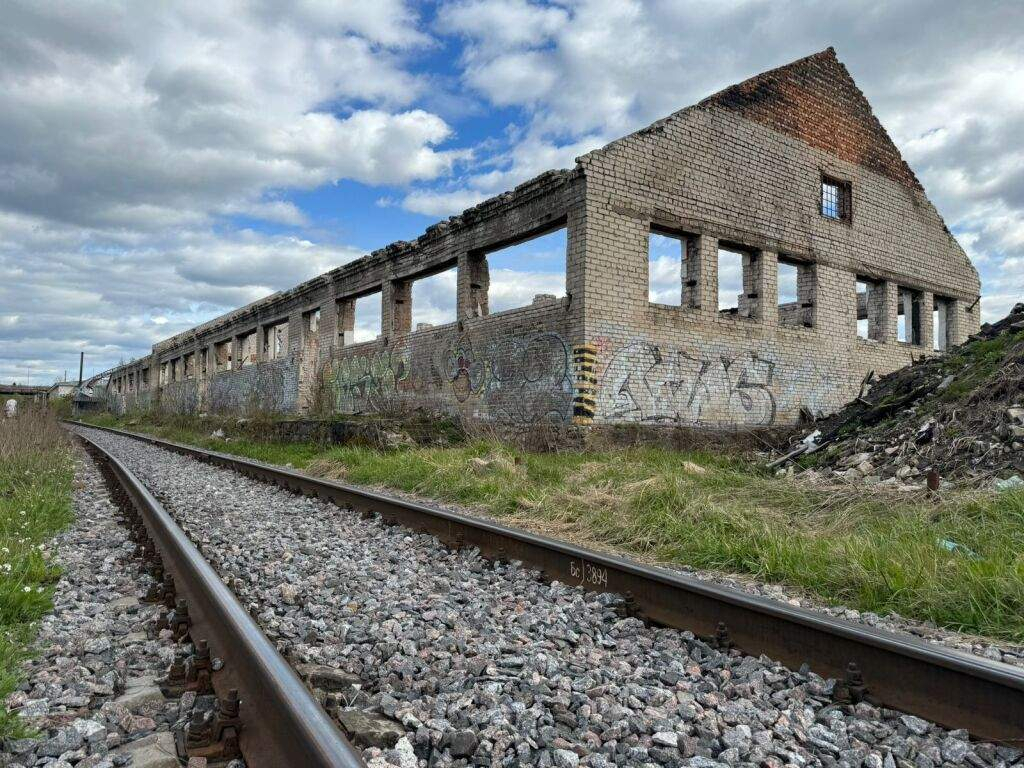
[324,331,574,423]
[324,348,410,413]
[597,340,778,426]
[594,337,851,426]
[207,358,297,414]
[160,380,200,415]
[107,389,155,417]
[443,332,574,423]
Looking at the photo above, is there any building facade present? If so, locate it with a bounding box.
[106,49,980,430]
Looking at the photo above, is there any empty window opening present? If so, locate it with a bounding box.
[239,330,257,366]
[856,280,871,339]
[411,265,457,330]
[141,368,149,387]
[354,293,381,343]
[648,231,683,306]
[778,257,815,328]
[159,362,169,386]
[821,176,851,222]
[171,358,181,381]
[934,296,954,351]
[214,340,232,372]
[485,227,567,314]
[263,320,288,360]
[337,292,381,346]
[717,247,746,315]
[897,287,922,345]
[183,353,195,379]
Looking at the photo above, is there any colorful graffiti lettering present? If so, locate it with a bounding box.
[326,348,410,413]
[442,332,574,423]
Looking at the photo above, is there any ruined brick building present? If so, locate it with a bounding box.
[107,48,980,429]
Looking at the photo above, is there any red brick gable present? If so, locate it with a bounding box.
[699,48,923,192]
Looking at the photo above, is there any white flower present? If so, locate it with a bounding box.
[22,586,31,593]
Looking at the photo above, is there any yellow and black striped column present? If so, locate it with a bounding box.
[572,343,597,424]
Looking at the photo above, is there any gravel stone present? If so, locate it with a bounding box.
[73,427,1015,767]
[1,446,246,768]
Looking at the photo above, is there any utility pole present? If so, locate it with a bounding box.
[75,352,84,418]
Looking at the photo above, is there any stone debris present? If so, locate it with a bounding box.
[783,302,1024,488]
[75,426,1024,768]
[0,447,246,768]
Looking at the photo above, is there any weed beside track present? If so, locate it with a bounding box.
[81,412,1024,643]
[0,407,74,739]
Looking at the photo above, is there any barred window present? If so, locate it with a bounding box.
[821,176,851,222]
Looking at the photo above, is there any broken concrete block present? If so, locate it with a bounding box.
[105,596,140,614]
[115,676,165,713]
[110,731,177,768]
[336,709,405,748]
[294,663,362,695]
[994,475,1024,492]
[840,452,873,469]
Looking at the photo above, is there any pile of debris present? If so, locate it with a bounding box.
[778,303,1024,490]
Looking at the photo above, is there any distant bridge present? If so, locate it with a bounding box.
[0,384,49,398]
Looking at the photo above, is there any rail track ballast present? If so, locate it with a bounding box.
[73,422,1024,747]
[77,428,365,767]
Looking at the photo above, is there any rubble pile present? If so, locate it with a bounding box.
[788,303,1024,490]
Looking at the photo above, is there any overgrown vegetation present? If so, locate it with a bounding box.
[0,407,74,739]
[81,412,1024,643]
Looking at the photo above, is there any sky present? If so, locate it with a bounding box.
[1,0,1022,384]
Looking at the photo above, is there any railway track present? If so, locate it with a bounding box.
[71,421,1024,753]
[77,428,365,767]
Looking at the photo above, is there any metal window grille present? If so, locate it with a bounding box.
[822,181,840,219]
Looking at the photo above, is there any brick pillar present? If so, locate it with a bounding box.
[457,252,489,319]
[798,263,818,328]
[383,278,411,339]
[336,298,355,345]
[920,292,935,351]
[949,299,966,346]
[760,251,779,326]
[740,251,761,319]
[693,234,717,314]
[878,281,898,344]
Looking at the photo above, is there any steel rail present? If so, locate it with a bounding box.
[71,421,1024,745]
[75,428,366,768]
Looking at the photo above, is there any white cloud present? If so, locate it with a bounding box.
[0,215,365,381]
[402,133,603,217]
[0,0,461,382]
[438,0,568,49]
[488,268,565,311]
[0,0,451,236]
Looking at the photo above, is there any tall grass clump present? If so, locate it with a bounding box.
[82,412,1024,642]
[0,406,74,739]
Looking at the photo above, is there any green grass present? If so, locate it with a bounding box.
[937,329,1024,403]
[0,408,74,739]
[82,413,1024,643]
